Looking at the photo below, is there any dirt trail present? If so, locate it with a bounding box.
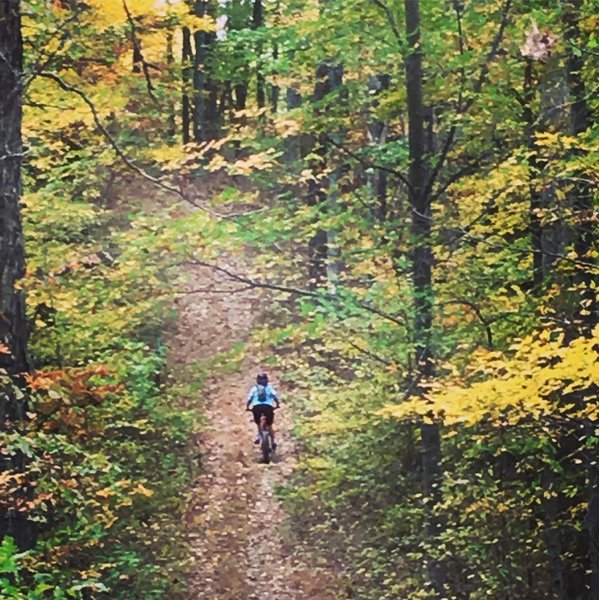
[168,259,342,600]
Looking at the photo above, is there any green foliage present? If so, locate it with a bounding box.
[3,180,201,596]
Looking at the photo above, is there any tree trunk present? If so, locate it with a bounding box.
[367,73,390,221]
[234,82,248,111]
[181,26,193,144]
[166,26,176,138]
[270,41,280,113]
[219,80,233,124]
[523,59,545,290]
[561,3,597,597]
[252,0,266,110]
[132,43,143,73]
[0,0,28,382]
[522,51,580,597]
[283,88,302,163]
[562,0,595,336]
[227,0,249,115]
[307,64,330,287]
[306,62,343,288]
[269,0,281,113]
[192,1,219,142]
[403,0,445,594]
[0,0,34,551]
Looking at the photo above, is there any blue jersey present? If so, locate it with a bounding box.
[247,384,278,408]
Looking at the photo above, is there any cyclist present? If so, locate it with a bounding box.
[246,372,280,449]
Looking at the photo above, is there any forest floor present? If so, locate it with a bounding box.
[167,250,344,599]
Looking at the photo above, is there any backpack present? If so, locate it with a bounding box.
[256,384,268,403]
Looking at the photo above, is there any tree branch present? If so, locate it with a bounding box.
[370,0,403,44]
[346,338,395,366]
[326,134,413,192]
[122,0,159,105]
[37,71,261,220]
[438,299,494,348]
[186,260,409,329]
[469,0,513,104]
[179,284,254,295]
[426,0,513,195]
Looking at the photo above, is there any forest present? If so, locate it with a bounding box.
[0,0,597,598]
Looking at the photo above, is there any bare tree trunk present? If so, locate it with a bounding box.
[269,0,281,113]
[227,0,249,114]
[307,64,330,287]
[0,0,34,551]
[219,80,233,124]
[270,41,280,113]
[166,26,176,138]
[367,73,390,220]
[521,51,579,598]
[252,0,266,110]
[0,0,28,382]
[523,59,545,290]
[306,62,343,287]
[192,1,219,141]
[181,26,193,144]
[404,0,445,595]
[132,42,143,73]
[284,88,302,163]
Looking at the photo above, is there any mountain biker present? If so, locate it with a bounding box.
[246,372,280,449]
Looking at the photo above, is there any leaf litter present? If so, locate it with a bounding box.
[168,256,344,599]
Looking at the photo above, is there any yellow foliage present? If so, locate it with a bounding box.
[272,115,304,138]
[86,0,156,26]
[132,483,154,497]
[380,325,599,426]
[96,487,116,499]
[208,149,279,176]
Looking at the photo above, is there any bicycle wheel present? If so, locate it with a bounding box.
[260,430,271,464]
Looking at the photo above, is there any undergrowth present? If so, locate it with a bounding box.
[0,176,212,598]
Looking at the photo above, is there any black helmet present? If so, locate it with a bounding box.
[256,372,268,385]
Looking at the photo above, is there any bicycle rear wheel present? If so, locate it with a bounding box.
[260,430,271,464]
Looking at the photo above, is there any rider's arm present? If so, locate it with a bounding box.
[246,386,255,410]
[270,385,281,409]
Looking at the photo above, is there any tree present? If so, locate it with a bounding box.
[0,0,33,552]
[0,1,28,394]
[561,2,598,595]
[192,0,219,141]
[403,0,444,594]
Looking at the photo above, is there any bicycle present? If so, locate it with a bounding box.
[248,406,279,464]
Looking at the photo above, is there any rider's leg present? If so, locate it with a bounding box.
[252,407,262,443]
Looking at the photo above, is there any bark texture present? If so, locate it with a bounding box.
[192,1,219,142]
[252,0,265,109]
[404,0,445,595]
[182,26,193,144]
[0,0,34,551]
[0,0,28,383]
[306,62,343,288]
